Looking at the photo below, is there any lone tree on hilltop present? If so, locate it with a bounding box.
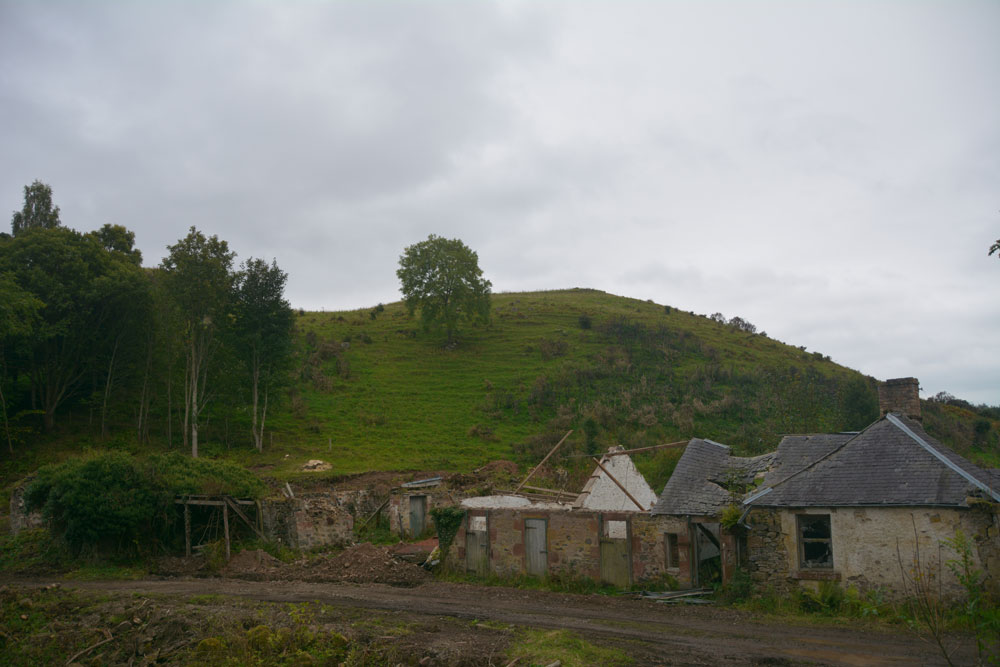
[397,235,491,345]
[11,180,61,236]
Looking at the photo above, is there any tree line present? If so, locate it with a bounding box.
[0,181,294,457]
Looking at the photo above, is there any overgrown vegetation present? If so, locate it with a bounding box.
[23,451,265,555]
[429,506,466,560]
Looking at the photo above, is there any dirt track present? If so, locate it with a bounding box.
[34,577,969,666]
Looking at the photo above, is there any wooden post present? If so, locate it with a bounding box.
[184,500,191,557]
[515,430,572,493]
[223,503,231,561]
[591,457,647,511]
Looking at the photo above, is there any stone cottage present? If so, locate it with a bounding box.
[742,380,1000,599]
[653,377,1000,598]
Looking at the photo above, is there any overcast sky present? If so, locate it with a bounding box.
[2,1,998,404]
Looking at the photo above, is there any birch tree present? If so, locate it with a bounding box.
[160,227,235,457]
[233,258,294,451]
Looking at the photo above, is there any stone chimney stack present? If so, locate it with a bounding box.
[878,377,921,420]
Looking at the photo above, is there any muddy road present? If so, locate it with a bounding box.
[24,577,967,666]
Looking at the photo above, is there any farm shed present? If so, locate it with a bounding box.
[454,452,669,588]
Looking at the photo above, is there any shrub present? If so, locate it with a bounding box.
[578,314,592,330]
[25,452,264,555]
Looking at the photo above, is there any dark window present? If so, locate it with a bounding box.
[665,533,680,569]
[798,514,833,569]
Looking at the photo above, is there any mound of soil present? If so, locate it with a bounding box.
[282,543,429,586]
[223,549,282,576]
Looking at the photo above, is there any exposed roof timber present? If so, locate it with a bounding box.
[604,440,689,457]
[886,413,1000,503]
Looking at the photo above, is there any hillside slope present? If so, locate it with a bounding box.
[264,289,885,486]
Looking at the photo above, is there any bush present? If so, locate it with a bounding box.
[25,452,265,555]
[578,314,592,330]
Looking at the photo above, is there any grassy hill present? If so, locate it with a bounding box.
[256,288,879,488]
[4,288,997,495]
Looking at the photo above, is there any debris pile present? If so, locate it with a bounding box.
[222,549,282,576]
[285,543,429,586]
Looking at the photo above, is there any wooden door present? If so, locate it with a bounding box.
[600,519,631,588]
[409,495,427,536]
[465,531,488,575]
[524,518,547,577]
[600,538,631,587]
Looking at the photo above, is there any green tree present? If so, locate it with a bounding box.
[233,257,294,451]
[0,227,143,432]
[0,272,42,452]
[161,227,235,457]
[89,223,143,265]
[396,235,491,344]
[11,180,61,236]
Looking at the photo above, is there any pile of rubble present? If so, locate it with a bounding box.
[216,544,429,587]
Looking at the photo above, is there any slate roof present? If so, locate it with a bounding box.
[651,439,774,516]
[760,434,853,487]
[747,413,1000,508]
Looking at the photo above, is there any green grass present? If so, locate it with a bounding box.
[506,628,633,667]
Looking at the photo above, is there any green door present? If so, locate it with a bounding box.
[600,519,631,588]
[524,518,547,577]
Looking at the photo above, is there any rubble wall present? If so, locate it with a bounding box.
[547,511,600,579]
[484,509,525,578]
[9,479,44,535]
[458,508,679,585]
[747,506,1000,599]
[632,514,674,584]
[261,494,355,550]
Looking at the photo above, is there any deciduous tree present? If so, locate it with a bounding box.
[11,180,61,236]
[233,257,294,451]
[0,227,143,431]
[161,227,235,457]
[396,235,491,345]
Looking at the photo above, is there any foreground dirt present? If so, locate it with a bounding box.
[6,576,974,666]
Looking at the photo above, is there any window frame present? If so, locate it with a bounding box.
[796,513,833,570]
[664,532,680,570]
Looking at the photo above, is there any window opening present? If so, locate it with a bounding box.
[665,533,680,569]
[798,514,832,569]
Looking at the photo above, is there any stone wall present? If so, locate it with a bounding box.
[747,505,1000,599]
[547,511,600,578]
[8,478,44,535]
[261,493,355,550]
[455,508,676,586]
[632,514,677,584]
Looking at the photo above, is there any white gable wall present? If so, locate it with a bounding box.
[578,454,657,511]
